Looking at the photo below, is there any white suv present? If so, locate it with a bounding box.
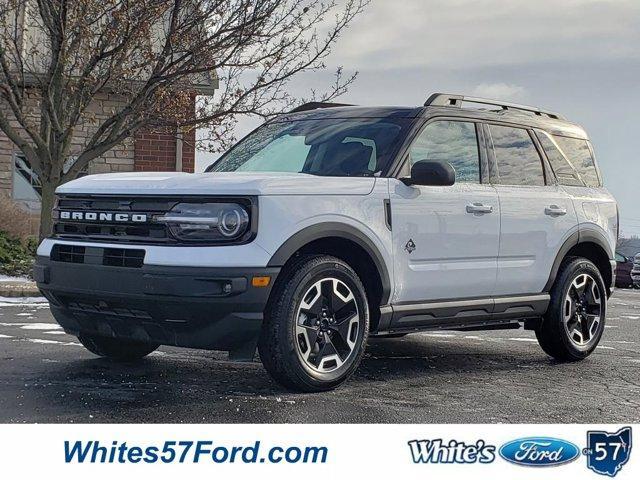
[34,94,618,392]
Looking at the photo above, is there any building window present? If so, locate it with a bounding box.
[13,153,42,204]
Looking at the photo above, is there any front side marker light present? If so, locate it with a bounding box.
[252,276,271,288]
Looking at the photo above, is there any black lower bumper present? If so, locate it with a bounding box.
[34,256,280,360]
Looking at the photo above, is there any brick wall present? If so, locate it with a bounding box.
[1,92,197,219]
[133,127,195,173]
[0,91,135,204]
[182,128,196,173]
[0,128,13,194]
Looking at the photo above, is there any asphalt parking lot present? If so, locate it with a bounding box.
[1,289,639,423]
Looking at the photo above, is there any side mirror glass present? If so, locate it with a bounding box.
[403,160,456,186]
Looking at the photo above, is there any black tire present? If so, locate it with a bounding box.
[536,257,606,361]
[258,254,369,392]
[78,333,159,360]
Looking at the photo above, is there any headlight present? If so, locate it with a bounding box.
[158,202,250,242]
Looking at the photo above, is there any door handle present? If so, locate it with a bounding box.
[466,203,493,214]
[545,205,567,216]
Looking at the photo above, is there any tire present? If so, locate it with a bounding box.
[536,257,606,361]
[78,333,159,360]
[258,254,370,392]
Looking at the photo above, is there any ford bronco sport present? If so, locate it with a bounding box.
[34,93,618,392]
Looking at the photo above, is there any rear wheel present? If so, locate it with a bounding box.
[536,257,606,361]
[258,255,369,392]
[78,333,159,360]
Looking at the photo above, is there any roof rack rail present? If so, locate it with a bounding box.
[424,93,565,120]
[289,101,354,113]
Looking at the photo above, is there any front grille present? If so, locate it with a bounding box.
[54,222,168,243]
[103,248,145,268]
[53,196,175,244]
[52,245,86,264]
[65,299,153,320]
[51,244,145,268]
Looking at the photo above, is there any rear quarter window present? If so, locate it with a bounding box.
[552,135,601,187]
[535,131,583,186]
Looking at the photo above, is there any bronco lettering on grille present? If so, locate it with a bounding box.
[59,211,148,223]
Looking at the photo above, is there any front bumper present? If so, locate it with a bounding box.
[34,256,279,360]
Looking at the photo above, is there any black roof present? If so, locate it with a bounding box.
[282,97,588,139]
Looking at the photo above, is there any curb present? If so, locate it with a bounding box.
[0,281,41,298]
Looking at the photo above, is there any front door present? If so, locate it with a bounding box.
[389,119,500,304]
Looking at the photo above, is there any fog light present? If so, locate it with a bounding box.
[252,276,271,287]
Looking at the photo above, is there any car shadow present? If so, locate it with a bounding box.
[9,333,572,422]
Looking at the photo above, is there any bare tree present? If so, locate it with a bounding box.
[0,0,367,238]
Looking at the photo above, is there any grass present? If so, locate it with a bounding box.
[0,230,37,278]
[0,195,39,278]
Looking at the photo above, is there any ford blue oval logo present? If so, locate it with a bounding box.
[499,437,580,467]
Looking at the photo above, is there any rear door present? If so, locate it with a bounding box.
[389,119,500,304]
[486,123,578,296]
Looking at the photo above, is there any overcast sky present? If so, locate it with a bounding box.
[196,0,640,236]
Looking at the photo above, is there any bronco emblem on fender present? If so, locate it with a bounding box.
[405,239,416,254]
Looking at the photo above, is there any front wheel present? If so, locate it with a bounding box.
[78,333,159,360]
[258,255,369,392]
[536,257,606,361]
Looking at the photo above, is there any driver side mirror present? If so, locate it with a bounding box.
[402,160,456,186]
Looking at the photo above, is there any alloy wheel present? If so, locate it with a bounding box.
[563,273,602,347]
[295,277,360,373]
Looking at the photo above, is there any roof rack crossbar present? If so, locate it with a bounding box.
[289,101,354,113]
[424,93,565,120]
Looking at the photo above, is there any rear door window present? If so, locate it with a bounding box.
[551,135,600,187]
[487,125,545,186]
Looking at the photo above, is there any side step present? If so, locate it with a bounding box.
[453,322,521,332]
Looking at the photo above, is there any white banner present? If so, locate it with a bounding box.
[0,424,635,479]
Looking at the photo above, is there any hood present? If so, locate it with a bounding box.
[56,171,377,196]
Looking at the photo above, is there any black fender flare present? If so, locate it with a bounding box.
[267,222,392,305]
[543,228,614,292]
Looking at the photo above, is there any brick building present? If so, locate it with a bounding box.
[0,3,215,219]
[0,91,206,215]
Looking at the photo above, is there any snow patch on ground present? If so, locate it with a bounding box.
[20,323,61,330]
[0,275,32,283]
[0,297,48,306]
[26,338,81,346]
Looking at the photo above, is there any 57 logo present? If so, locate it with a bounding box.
[584,427,632,477]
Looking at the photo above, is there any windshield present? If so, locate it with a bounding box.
[209,118,410,176]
